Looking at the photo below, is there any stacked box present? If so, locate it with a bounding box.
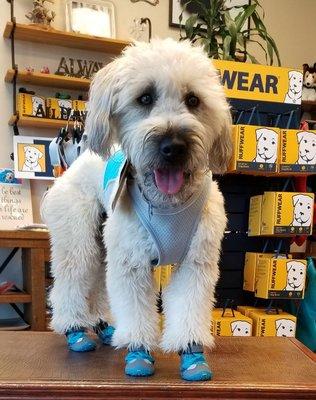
[280,129,316,173]
[255,258,307,299]
[249,309,296,337]
[46,98,72,120]
[17,93,46,118]
[229,125,280,172]
[211,308,252,336]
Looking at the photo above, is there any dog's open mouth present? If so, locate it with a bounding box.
[154,168,184,195]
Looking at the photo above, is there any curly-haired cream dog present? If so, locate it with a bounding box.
[41,39,232,381]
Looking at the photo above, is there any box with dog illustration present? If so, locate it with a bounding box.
[255,258,307,299]
[210,309,252,336]
[248,195,263,236]
[261,191,314,235]
[46,98,72,120]
[249,309,296,337]
[229,125,280,173]
[243,252,292,292]
[280,129,316,173]
[17,93,46,118]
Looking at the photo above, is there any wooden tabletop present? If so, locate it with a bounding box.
[0,332,315,399]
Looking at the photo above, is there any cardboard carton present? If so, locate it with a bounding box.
[46,98,72,120]
[17,93,46,118]
[211,308,252,336]
[249,309,296,337]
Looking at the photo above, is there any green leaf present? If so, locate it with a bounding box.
[236,4,257,32]
[247,52,259,64]
[184,14,198,38]
[223,36,232,60]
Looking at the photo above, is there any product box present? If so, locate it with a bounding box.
[46,98,72,120]
[211,308,252,336]
[248,195,263,236]
[249,309,296,337]
[280,129,316,173]
[243,252,292,292]
[73,100,88,117]
[229,125,280,173]
[261,191,314,235]
[255,258,307,299]
[17,93,46,118]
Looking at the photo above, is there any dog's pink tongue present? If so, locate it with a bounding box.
[154,169,184,195]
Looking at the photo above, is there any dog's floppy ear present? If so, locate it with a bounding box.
[275,320,282,331]
[286,262,293,273]
[24,145,31,153]
[208,109,233,174]
[289,70,295,79]
[292,194,301,207]
[256,128,264,141]
[231,321,238,333]
[297,131,305,143]
[36,148,43,159]
[86,59,120,156]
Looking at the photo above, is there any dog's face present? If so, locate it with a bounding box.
[58,99,72,109]
[288,71,303,94]
[32,96,45,108]
[24,145,43,164]
[255,128,278,161]
[231,320,251,336]
[292,194,313,225]
[297,131,316,163]
[275,319,295,337]
[86,39,232,197]
[286,261,306,290]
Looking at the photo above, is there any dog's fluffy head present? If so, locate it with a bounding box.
[86,39,231,197]
[297,131,316,163]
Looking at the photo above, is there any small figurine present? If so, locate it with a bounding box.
[40,66,50,74]
[25,0,56,27]
[25,67,34,74]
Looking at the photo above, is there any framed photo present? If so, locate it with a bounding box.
[13,136,54,180]
[169,0,250,29]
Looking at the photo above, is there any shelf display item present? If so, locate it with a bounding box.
[25,0,56,27]
[229,125,280,173]
[211,308,252,337]
[302,63,316,102]
[17,92,46,118]
[249,191,314,236]
[255,258,307,299]
[280,129,316,173]
[46,97,72,120]
[249,309,296,337]
[65,0,116,38]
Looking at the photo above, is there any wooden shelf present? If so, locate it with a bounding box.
[3,22,130,54]
[227,171,316,177]
[5,69,90,91]
[9,115,73,129]
[0,292,31,304]
[301,100,316,112]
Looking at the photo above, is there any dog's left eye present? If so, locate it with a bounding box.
[137,93,153,106]
[185,93,200,108]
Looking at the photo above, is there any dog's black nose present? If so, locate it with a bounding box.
[300,211,304,216]
[159,136,187,162]
[305,149,309,153]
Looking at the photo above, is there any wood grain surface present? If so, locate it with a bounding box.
[0,333,315,399]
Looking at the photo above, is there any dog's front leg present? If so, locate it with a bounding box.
[105,203,159,376]
[161,183,226,380]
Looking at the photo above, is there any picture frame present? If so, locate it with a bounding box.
[13,136,55,180]
[169,0,251,30]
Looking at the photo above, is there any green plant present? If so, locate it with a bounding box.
[179,0,281,65]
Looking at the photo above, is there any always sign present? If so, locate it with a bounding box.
[213,60,303,105]
[55,57,104,79]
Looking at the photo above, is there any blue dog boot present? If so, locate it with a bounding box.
[125,347,155,377]
[180,344,213,381]
[94,320,115,345]
[65,328,96,352]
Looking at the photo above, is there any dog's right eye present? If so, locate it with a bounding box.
[137,93,153,106]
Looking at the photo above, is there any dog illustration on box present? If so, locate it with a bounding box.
[230,321,252,336]
[283,260,306,291]
[22,145,43,172]
[291,194,313,227]
[253,128,278,163]
[275,319,295,337]
[32,96,45,117]
[296,131,316,165]
[284,70,303,104]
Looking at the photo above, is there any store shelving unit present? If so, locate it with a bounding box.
[8,115,74,129]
